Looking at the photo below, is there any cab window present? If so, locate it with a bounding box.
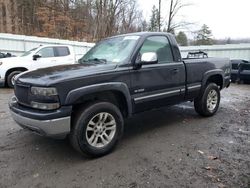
[55,47,70,57]
[36,47,55,58]
[139,36,174,63]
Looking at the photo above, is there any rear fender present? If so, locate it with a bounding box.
[201,69,224,90]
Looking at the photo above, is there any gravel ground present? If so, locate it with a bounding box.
[0,84,249,188]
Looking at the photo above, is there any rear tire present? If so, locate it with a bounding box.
[70,101,124,157]
[194,83,220,117]
[7,71,22,88]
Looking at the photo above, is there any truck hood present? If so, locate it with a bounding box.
[1,56,29,64]
[16,63,117,86]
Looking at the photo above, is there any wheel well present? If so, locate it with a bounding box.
[5,67,28,84]
[72,91,128,118]
[206,74,223,89]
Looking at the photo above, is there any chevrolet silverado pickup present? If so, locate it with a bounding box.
[9,32,231,157]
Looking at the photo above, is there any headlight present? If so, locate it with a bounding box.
[31,87,58,96]
[31,101,60,110]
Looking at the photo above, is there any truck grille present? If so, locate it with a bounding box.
[14,83,30,106]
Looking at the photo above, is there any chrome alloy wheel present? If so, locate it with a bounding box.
[86,112,117,148]
[207,89,218,112]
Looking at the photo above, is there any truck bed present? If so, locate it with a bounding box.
[183,57,231,86]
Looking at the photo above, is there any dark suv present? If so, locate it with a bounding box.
[231,59,250,83]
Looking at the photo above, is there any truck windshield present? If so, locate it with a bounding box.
[79,35,140,64]
[21,48,37,57]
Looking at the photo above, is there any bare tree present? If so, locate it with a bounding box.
[119,0,143,33]
[92,0,143,41]
[166,0,190,33]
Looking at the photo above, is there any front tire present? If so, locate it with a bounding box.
[70,102,124,157]
[194,83,220,117]
[7,71,22,88]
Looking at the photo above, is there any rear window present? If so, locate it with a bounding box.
[54,47,70,57]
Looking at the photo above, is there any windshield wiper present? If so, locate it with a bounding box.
[86,58,107,64]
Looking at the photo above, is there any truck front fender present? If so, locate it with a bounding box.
[65,82,133,115]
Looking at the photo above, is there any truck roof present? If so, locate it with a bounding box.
[36,44,73,47]
[106,32,173,39]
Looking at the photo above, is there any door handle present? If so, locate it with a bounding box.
[171,68,179,74]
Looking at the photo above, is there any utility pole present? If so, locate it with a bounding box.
[158,0,161,31]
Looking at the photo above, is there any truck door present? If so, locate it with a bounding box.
[130,36,186,113]
[53,46,75,65]
[32,47,58,69]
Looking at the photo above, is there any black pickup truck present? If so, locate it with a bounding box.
[9,32,231,157]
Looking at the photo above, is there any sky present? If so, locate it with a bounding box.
[138,0,250,39]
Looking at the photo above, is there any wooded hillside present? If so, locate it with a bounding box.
[0,0,145,42]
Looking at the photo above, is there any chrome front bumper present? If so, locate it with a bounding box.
[10,110,71,138]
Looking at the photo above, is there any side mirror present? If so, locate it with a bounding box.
[141,52,158,65]
[33,54,41,61]
[133,52,158,70]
